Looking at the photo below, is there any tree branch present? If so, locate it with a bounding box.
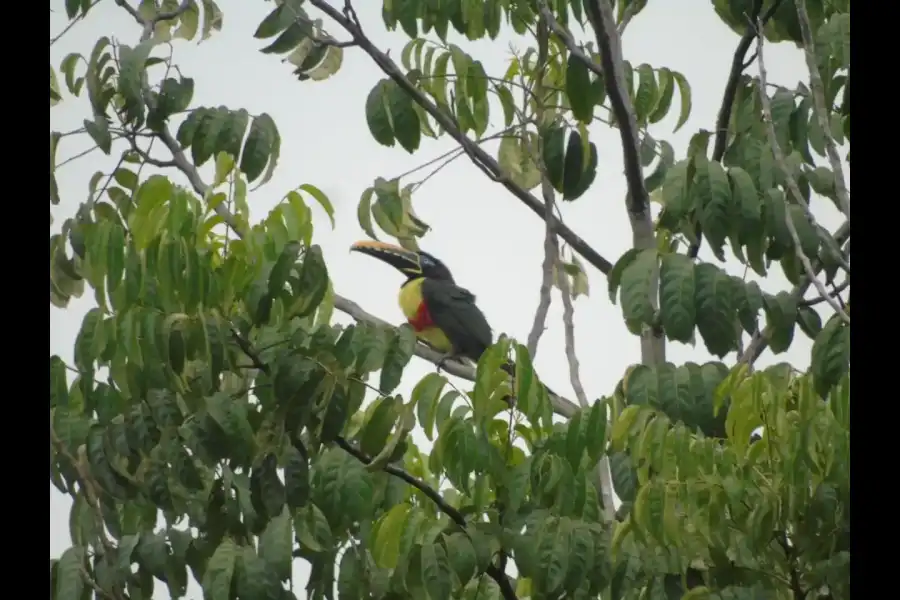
[756,27,850,325]
[230,328,519,600]
[581,0,649,216]
[710,0,783,163]
[579,0,664,366]
[526,194,556,360]
[307,0,613,277]
[526,21,557,361]
[794,0,850,221]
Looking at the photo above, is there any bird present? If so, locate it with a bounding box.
[349,240,493,367]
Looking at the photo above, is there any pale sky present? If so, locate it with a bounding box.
[50,1,845,596]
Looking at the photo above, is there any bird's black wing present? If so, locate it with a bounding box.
[421,278,493,362]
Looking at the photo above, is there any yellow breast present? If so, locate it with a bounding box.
[398,278,453,353]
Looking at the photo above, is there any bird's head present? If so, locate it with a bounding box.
[350,240,454,283]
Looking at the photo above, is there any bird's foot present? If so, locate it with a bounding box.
[435,353,457,373]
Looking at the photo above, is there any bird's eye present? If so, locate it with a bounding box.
[419,255,434,267]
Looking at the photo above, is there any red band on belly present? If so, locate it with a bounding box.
[408,302,434,332]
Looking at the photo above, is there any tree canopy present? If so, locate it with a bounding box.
[50,1,850,599]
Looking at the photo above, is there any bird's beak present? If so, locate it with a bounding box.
[350,240,422,275]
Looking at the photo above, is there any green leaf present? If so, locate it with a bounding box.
[84,115,112,154]
[337,548,366,598]
[413,372,448,441]
[609,451,637,502]
[117,41,157,125]
[284,443,310,509]
[236,546,284,600]
[240,113,279,185]
[728,166,761,229]
[293,502,331,553]
[796,305,823,339]
[763,291,798,354]
[661,159,692,222]
[55,546,85,600]
[360,396,399,457]
[534,518,568,595]
[671,70,692,132]
[380,326,416,393]
[563,138,598,200]
[174,0,200,40]
[584,400,609,466]
[366,79,395,147]
[254,1,299,39]
[658,253,696,343]
[566,54,594,123]
[50,65,62,105]
[268,240,302,297]
[252,453,287,518]
[421,541,453,600]
[288,245,329,318]
[542,125,566,191]
[495,85,516,127]
[371,502,410,569]
[633,64,659,125]
[607,248,641,305]
[387,80,422,153]
[788,204,820,259]
[498,133,541,191]
[149,76,195,131]
[50,356,69,408]
[202,538,238,600]
[259,507,293,581]
[445,532,478,587]
[649,67,675,124]
[694,264,735,357]
[769,87,795,151]
[297,183,336,229]
[619,248,658,328]
[694,159,732,260]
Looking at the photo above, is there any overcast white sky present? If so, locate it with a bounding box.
[50,1,845,596]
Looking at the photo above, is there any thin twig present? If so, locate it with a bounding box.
[527,211,555,359]
[555,264,588,409]
[127,137,176,167]
[526,22,556,361]
[308,0,614,276]
[800,279,849,308]
[50,0,103,46]
[616,1,641,36]
[794,0,850,220]
[756,25,849,325]
[538,4,604,79]
[740,222,850,366]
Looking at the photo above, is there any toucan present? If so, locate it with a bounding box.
[350,240,493,366]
